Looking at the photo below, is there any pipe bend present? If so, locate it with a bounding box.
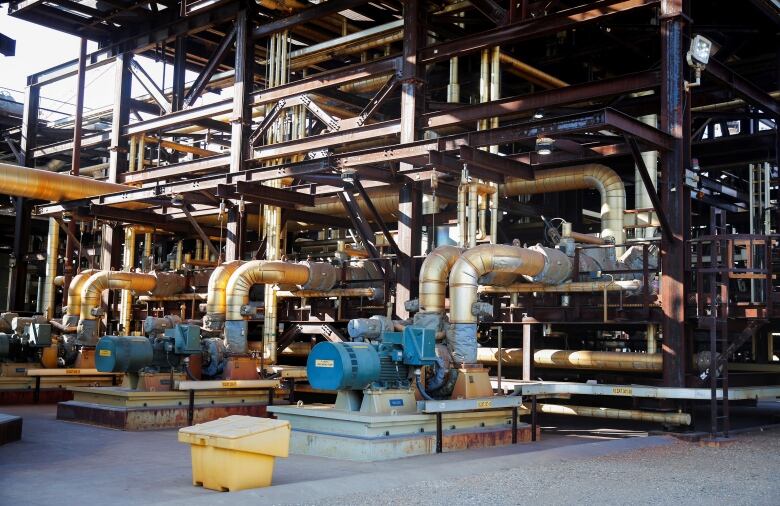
[224,261,313,321]
[65,269,100,321]
[418,245,464,313]
[79,271,157,321]
[205,261,245,323]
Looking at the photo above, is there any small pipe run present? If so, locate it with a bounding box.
[275,288,378,298]
[119,227,137,333]
[477,348,662,372]
[536,403,691,426]
[502,164,626,249]
[449,244,571,364]
[418,245,464,313]
[478,279,641,294]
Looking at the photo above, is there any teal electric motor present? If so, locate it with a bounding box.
[95,324,201,373]
[306,326,437,391]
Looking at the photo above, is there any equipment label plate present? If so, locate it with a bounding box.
[315,359,334,368]
[99,349,112,357]
[65,369,80,374]
[477,400,493,408]
[612,387,633,396]
[389,399,404,407]
[221,381,237,387]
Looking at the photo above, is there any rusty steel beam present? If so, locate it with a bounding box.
[423,71,659,129]
[80,205,222,237]
[120,154,230,184]
[129,59,172,114]
[249,98,286,146]
[351,179,401,257]
[184,24,237,109]
[337,189,383,265]
[428,149,502,182]
[704,58,780,119]
[459,145,534,180]
[470,0,509,25]
[419,0,660,64]
[252,0,369,40]
[357,75,400,127]
[235,180,316,207]
[178,203,221,259]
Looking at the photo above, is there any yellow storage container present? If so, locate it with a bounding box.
[178,415,291,492]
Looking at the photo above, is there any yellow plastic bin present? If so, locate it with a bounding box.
[178,415,291,492]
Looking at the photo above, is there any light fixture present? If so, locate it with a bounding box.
[533,109,545,119]
[685,34,713,90]
[536,137,554,155]
[687,35,713,67]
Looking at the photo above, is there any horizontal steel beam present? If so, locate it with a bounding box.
[704,58,780,119]
[419,0,660,64]
[459,145,534,180]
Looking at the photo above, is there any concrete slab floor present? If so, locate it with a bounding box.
[0,403,775,505]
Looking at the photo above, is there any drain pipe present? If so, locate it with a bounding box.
[449,244,571,364]
[477,348,662,372]
[536,403,691,425]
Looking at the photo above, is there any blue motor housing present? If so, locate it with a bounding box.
[96,336,153,373]
[307,326,438,391]
[307,341,380,390]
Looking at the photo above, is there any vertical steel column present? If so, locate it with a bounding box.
[172,36,187,112]
[63,37,87,305]
[660,0,690,387]
[225,9,251,262]
[395,0,422,318]
[9,81,39,311]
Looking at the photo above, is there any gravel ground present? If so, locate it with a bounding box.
[314,429,780,506]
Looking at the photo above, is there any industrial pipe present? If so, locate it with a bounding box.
[119,227,136,333]
[449,244,571,364]
[479,279,641,293]
[502,164,626,248]
[204,260,244,330]
[224,260,335,360]
[418,245,464,313]
[536,403,691,425]
[79,271,157,321]
[275,288,379,298]
[63,268,100,327]
[41,218,60,319]
[477,347,662,372]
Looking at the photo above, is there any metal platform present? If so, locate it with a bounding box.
[56,386,274,430]
[0,368,117,405]
[510,381,780,400]
[269,399,534,461]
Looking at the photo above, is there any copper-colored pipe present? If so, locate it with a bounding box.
[41,218,60,319]
[204,260,244,328]
[477,347,661,372]
[498,52,568,89]
[418,245,464,313]
[79,271,157,321]
[502,164,626,247]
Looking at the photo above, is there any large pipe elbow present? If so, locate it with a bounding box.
[204,261,244,328]
[448,244,571,365]
[79,271,157,321]
[418,245,464,313]
[224,261,331,321]
[64,269,100,326]
[501,164,626,246]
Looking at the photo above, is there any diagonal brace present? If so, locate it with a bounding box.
[301,94,340,132]
[184,24,237,109]
[625,135,673,242]
[129,59,172,114]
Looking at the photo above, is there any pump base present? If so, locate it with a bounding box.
[223,356,259,380]
[452,366,493,399]
[269,403,535,461]
[57,386,272,430]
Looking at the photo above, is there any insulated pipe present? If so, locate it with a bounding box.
[0,162,133,203]
[119,227,137,333]
[79,271,157,322]
[536,403,691,426]
[41,218,60,319]
[418,245,464,313]
[224,261,324,321]
[204,260,244,329]
[468,183,478,248]
[275,288,378,298]
[479,279,641,293]
[63,268,100,327]
[502,164,626,248]
[477,347,662,372]
[449,244,571,363]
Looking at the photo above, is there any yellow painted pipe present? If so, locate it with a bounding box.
[224,261,311,321]
[41,218,60,319]
[275,288,377,298]
[64,269,100,324]
[204,260,244,326]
